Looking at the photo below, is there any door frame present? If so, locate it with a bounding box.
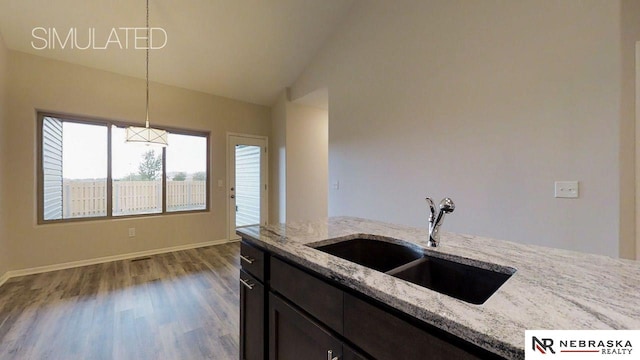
[227,132,269,241]
[636,42,640,260]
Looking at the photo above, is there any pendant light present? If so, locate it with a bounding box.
[125,0,168,146]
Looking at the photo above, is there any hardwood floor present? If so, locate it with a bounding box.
[0,243,241,360]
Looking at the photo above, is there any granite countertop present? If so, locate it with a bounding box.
[236,217,640,360]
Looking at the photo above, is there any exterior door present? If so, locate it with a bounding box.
[228,134,268,240]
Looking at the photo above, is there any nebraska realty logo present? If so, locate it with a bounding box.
[525,330,639,358]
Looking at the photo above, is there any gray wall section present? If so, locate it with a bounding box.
[290,0,627,257]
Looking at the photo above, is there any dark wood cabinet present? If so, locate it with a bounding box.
[344,293,484,360]
[240,242,266,281]
[239,240,505,360]
[240,270,265,360]
[271,257,344,333]
[240,241,268,360]
[269,293,345,360]
[343,347,368,360]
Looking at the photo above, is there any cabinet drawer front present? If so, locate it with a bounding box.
[241,241,266,281]
[344,294,483,360]
[270,257,343,333]
[240,270,265,360]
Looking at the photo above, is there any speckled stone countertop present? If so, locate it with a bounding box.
[236,217,640,360]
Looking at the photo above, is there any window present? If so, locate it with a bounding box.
[166,133,207,212]
[38,113,209,223]
[111,125,163,216]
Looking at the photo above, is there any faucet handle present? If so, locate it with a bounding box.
[433,197,455,227]
[425,197,436,221]
[438,198,455,213]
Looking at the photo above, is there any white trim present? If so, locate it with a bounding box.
[226,132,269,241]
[636,41,640,260]
[226,132,268,140]
[0,238,235,286]
[0,272,9,288]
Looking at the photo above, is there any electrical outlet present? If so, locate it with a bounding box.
[128,228,136,237]
[554,181,579,198]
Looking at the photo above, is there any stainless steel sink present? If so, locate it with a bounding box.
[310,237,515,304]
[312,237,424,273]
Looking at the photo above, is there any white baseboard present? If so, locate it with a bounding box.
[1,238,236,284]
[0,271,9,288]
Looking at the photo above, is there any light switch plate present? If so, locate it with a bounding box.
[555,181,579,198]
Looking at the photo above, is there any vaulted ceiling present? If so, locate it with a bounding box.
[0,0,354,106]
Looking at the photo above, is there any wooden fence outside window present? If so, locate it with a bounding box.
[63,180,206,217]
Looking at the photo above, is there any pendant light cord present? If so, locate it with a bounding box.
[145,0,150,128]
[125,0,167,146]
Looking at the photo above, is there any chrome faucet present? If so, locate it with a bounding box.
[426,197,455,247]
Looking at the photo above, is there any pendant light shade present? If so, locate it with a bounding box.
[125,125,168,146]
[125,0,168,147]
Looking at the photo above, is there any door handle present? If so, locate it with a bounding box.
[239,278,255,290]
[327,350,339,360]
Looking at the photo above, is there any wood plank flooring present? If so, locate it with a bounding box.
[0,243,241,360]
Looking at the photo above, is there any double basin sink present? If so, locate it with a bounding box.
[309,236,516,305]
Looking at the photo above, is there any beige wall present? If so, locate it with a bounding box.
[291,0,633,257]
[286,102,328,222]
[269,93,328,223]
[270,94,287,223]
[5,51,270,271]
[622,0,640,260]
[0,33,9,275]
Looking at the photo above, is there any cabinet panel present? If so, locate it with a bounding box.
[344,293,483,360]
[269,293,343,360]
[238,240,504,360]
[270,257,343,333]
[343,346,369,360]
[240,270,265,360]
[241,241,266,281]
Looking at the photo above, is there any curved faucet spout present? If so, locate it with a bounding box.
[425,198,436,222]
[427,197,455,247]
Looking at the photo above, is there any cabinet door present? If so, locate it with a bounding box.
[344,293,486,360]
[240,270,265,360]
[269,293,343,360]
[343,346,369,360]
[270,257,343,333]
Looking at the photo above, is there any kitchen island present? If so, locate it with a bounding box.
[237,217,640,359]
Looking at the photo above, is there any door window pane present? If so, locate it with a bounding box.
[111,126,163,216]
[235,145,261,227]
[166,133,207,212]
